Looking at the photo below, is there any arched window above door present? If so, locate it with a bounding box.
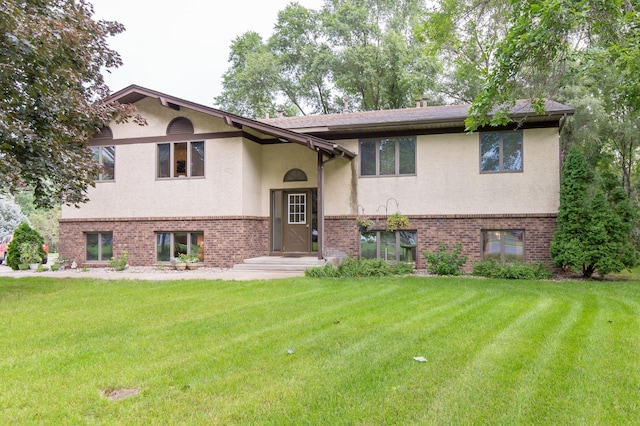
[284,168,308,182]
[166,117,194,135]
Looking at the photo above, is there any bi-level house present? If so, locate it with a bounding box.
[59,85,574,270]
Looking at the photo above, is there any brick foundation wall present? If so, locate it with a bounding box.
[60,213,557,270]
[324,214,558,270]
[59,217,269,268]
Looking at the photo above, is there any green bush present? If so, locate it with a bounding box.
[472,260,553,280]
[305,257,413,278]
[108,251,129,271]
[423,243,468,275]
[19,242,42,265]
[6,222,45,270]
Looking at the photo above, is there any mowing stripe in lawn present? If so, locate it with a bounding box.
[1,277,640,424]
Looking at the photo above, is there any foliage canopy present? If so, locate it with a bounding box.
[215,0,440,118]
[1,0,136,208]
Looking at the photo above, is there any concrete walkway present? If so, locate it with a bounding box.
[0,264,305,281]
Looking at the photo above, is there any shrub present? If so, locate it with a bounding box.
[6,222,45,270]
[472,260,553,280]
[108,250,129,271]
[305,257,413,278]
[423,243,468,275]
[19,242,42,265]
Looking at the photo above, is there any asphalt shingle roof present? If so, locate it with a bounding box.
[261,99,574,131]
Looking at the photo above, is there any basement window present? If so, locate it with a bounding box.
[482,230,524,261]
[86,232,113,262]
[360,231,417,263]
[156,232,204,262]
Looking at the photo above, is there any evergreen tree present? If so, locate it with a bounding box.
[6,222,45,270]
[551,149,638,277]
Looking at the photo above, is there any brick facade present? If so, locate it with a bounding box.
[59,217,269,268]
[60,214,556,270]
[325,214,558,271]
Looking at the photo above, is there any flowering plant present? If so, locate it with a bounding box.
[356,215,373,228]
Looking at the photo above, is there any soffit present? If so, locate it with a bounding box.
[105,85,355,160]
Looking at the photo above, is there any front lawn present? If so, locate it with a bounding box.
[1,276,639,424]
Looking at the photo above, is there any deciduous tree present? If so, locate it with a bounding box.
[0,195,27,237]
[215,0,439,117]
[1,0,135,208]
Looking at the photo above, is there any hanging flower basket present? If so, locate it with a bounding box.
[386,212,410,231]
[356,215,373,232]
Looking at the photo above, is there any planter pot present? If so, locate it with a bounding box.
[173,262,187,271]
[29,263,39,270]
[186,262,199,270]
[18,264,30,270]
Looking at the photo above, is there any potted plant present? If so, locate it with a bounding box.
[171,254,188,271]
[356,215,373,232]
[386,212,410,231]
[185,253,199,270]
[20,242,42,270]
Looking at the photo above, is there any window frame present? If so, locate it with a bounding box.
[479,131,523,173]
[481,229,525,262]
[156,140,205,179]
[360,230,417,263]
[155,231,204,263]
[91,146,115,181]
[85,232,113,262]
[359,136,416,177]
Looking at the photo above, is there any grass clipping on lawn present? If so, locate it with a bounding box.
[1,276,639,424]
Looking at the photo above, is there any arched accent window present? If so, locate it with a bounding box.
[166,117,194,135]
[283,168,308,182]
[92,126,113,140]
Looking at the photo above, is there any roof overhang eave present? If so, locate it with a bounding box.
[105,85,356,160]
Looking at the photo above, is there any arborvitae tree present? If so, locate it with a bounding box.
[551,149,638,277]
[6,222,45,270]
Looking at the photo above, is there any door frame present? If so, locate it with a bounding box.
[270,188,317,255]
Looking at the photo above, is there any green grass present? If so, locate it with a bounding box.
[1,276,640,424]
[612,265,640,281]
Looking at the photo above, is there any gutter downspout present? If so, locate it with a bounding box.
[317,150,324,260]
[316,149,348,261]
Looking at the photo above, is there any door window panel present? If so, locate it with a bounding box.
[288,194,306,224]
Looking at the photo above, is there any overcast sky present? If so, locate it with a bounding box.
[90,0,325,106]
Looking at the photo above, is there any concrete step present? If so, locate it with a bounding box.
[233,256,325,272]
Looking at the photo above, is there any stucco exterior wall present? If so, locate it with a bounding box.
[259,143,319,206]
[328,127,560,217]
[61,136,247,219]
[62,98,251,220]
[110,98,234,138]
